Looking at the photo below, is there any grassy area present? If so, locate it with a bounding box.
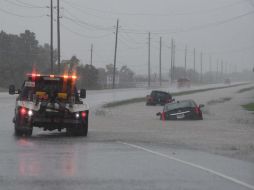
[237,86,254,93]
[103,83,248,108]
[242,103,254,111]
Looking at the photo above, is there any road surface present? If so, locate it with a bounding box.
[0,83,253,190]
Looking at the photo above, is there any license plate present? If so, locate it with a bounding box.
[46,109,58,112]
[176,114,184,119]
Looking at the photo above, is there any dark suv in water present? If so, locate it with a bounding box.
[146,90,173,106]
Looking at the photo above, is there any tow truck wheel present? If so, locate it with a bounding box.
[14,119,33,137]
[14,127,33,137]
[80,123,88,136]
[14,128,22,136]
[66,127,74,136]
[66,123,88,137]
[26,129,33,136]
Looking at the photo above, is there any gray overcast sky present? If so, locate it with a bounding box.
[0,0,254,74]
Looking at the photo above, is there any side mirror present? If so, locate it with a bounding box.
[156,112,161,116]
[80,89,86,99]
[9,85,15,95]
[199,104,205,108]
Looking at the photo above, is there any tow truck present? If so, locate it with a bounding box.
[9,73,89,137]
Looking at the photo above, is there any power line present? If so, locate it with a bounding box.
[118,34,145,49]
[120,10,254,35]
[61,23,113,39]
[119,32,146,45]
[4,0,47,9]
[246,0,254,8]
[61,8,253,36]
[61,0,246,17]
[62,0,114,21]
[181,10,254,33]
[62,15,113,31]
[205,45,254,55]
[14,0,46,8]
[0,7,45,18]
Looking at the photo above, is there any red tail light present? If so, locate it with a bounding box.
[81,112,87,118]
[194,107,200,114]
[20,107,27,115]
[161,112,165,120]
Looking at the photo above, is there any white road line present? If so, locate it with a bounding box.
[119,141,254,190]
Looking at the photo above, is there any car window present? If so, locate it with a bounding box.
[164,101,195,111]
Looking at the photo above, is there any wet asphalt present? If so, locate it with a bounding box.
[0,85,254,190]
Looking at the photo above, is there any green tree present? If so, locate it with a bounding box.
[78,64,98,89]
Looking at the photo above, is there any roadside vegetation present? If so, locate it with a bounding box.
[242,103,254,111]
[207,97,232,105]
[237,86,254,93]
[103,83,247,108]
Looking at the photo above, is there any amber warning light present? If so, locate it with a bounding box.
[26,73,77,80]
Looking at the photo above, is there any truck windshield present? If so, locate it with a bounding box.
[20,77,78,101]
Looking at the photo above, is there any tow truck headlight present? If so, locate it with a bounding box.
[28,110,33,117]
[75,113,80,119]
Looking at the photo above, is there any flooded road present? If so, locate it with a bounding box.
[0,83,254,190]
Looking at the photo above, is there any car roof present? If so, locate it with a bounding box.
[151,90,169,94]
[166,99,195,105]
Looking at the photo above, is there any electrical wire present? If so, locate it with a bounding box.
[61,23,113,39]
[62,0,115,21]
[62,15,114,31]
[0,7,46,18]
[4,0,47,9]
[14,0,46,8]
[206,45,254,55]
[61,0,246,17]
[120,10,254,35]
[61,3,254,36]
[118,36,144,50]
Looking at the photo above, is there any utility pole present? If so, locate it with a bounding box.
[57,0,61,74]
[209,56,212,73]
[184,45,187,78]
[193,48,196,81]
[159,37,162,87]
[170,39,174,84]
[148,32,151,88]
[90,44,93,65]
[170,39,176,84]
[50,0,54,73]
[112,19,119,89]
[200,52,203,83]
[221,60,224,79]
[209,55,212,82]
[173,41,176,82]
[216,60,219,82]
